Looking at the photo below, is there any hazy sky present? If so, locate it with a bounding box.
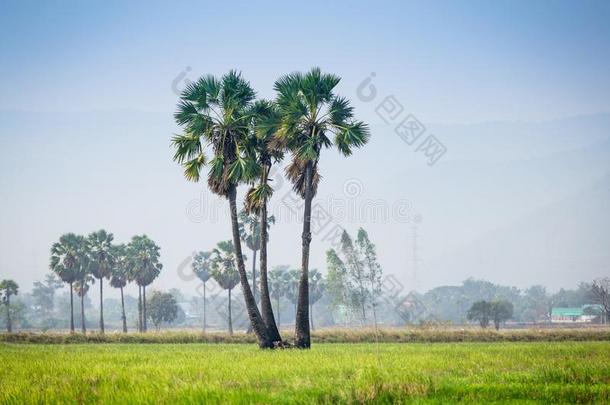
[1,0,609,300]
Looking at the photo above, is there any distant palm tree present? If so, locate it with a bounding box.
[192,251,212,332]
[269,266,290,328]
[274,67,370,348]
[110,243,130,333]
[50,233,83,333]
[308,269,326,331]
[128,235,162,332]
[87,229,114,333]
[0,279,19,332]
[74,274,94,333]
[210,241,241,335]
[284,268,301,319]
[171,71,272,348]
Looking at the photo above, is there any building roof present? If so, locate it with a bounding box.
[551,307,583,317]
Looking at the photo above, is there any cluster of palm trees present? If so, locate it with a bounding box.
[192,241,326,336]
[49,231,162,333]
[171,67,369,348]
[268,267,325,330]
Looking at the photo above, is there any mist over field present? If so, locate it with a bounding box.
[1,111,608,299]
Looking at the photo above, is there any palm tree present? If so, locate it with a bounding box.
[243,99,284,342]
[192,251,212,332]
[128,235,162,333]
[210,241,241,335]
[74,274,94,333]
[308,269,325,331]
[0,279,19,332]
[274,67,370,348]
[171,71,272,348]
[284,268,301,319]
[87,230,114,333]
[269,266,290,328]
[50,233,83,332]
[110,243,130,333]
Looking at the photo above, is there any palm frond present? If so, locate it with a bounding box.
[285,156,321,198]
[334,121,370,156]
[182,154,207,182]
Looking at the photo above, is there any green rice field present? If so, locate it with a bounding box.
[1,342,609,403]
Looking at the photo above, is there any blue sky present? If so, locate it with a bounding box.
[1,1,609,296]
[1,0,609,122]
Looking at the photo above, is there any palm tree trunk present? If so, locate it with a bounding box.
[227,186,272,348]
[295,160,313,349]
[259,193,282,343]
[203,282,206,333]
[80,283,86,334]
[99,277,104,333]
[120,286,127,333]
[69,282,74,333]
[138,285,142,332]
[143,285,147,332]
[228,288,233,335]
[6,295,11,333]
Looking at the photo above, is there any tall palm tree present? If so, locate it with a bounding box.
[269,265,290,328]
[0,279,19,332]
[243,99,284,342]
[210,241,241,335]
[110,243,130,333]
[50,233,83,333]
[192,251,212,332]
[74,274,94,333]
[308,269,325,331]
[171,71,272,348]
[87,229,114,333]
[284,268,301,319]
[274,67,370,348]
[127,235,162,333]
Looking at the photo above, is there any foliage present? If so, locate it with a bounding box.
[0,279,19,303]
[29,274,63,329]
[467,300,492,328]
[210,241,241,334]
[171,70,259,192]
[50,233,87,286]
[109,244,129,290]
[308,269,325,306]
[87,229,115,280]
[127,235,162,287]
[467,300,513,329]
[209,241,241,291]
[273,67,370,197]
[589,278,610,322]
[326,228,383,323]
[147,291,179,330]
[192,251,212,284]
[269,266,291,303]
[490,300,514,330]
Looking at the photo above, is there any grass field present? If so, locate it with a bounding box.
[1,342,609,403]
[2,327,609,344]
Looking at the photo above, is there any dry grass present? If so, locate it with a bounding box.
[1,326,608,344]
